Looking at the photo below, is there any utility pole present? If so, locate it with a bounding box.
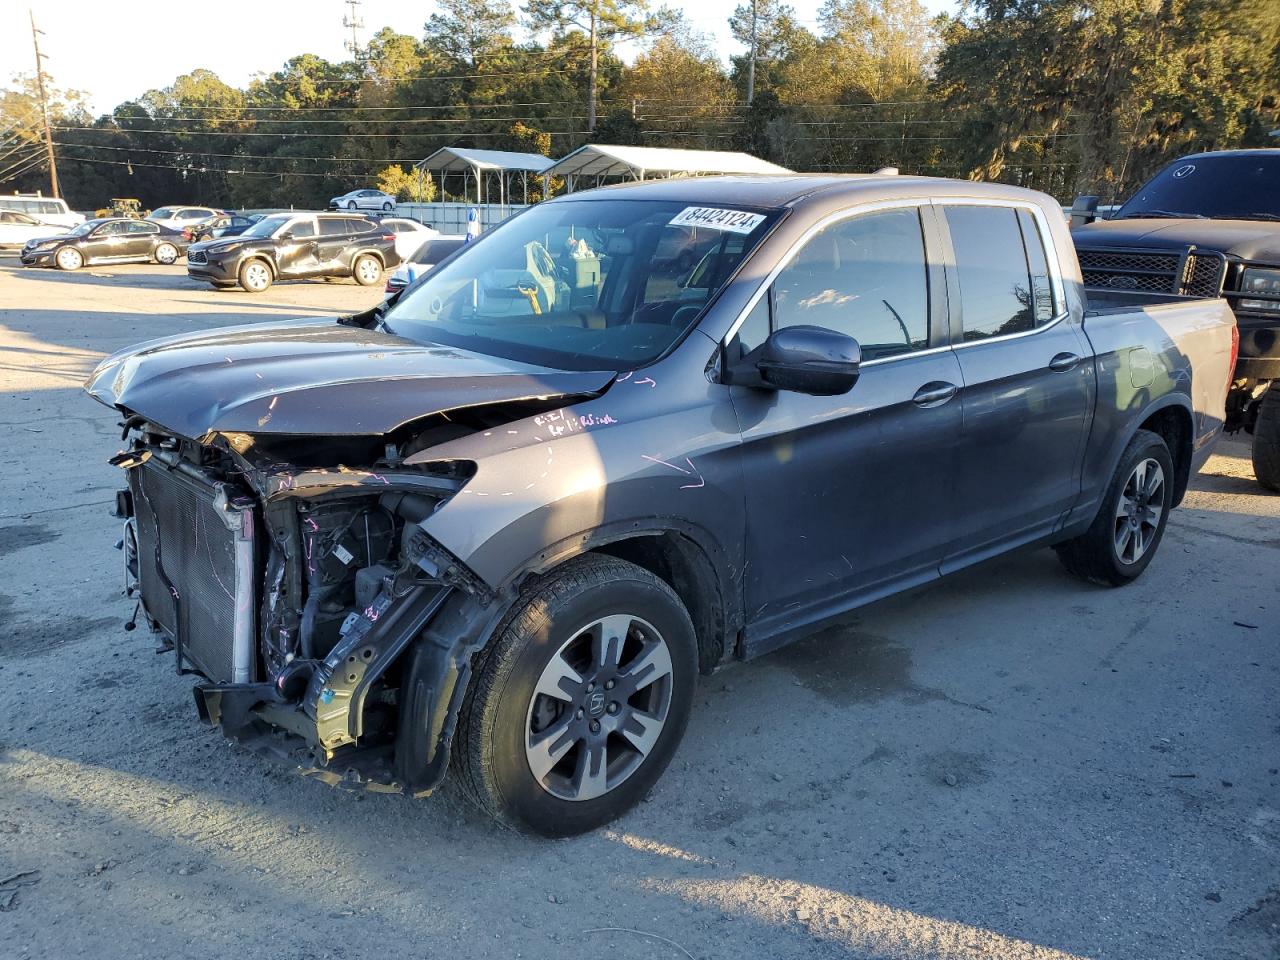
[28,10,59,198]
[342,0,365,60]
[746,0,757,105]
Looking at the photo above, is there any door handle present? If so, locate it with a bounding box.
[912,381,958,407]
[1049,352,1081,372]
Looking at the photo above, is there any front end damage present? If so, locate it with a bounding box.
[113,419,506,795]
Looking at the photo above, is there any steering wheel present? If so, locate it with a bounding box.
[529,241,556,278]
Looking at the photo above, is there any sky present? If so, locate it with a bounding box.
[1,0,957,115]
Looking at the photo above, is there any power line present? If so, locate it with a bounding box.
[54,140,420,164]
[54,154,339,178]
[52,124,587,137]
[0,149,47,183]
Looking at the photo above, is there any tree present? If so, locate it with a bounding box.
[376,164,437,201]
[424,0,517,68]
[728,0,812,99]
[524,0,655,131]
[617,19,733,132]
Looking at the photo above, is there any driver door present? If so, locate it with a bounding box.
[275,217,319,277]
[729,204,962,655]
[86,220,130,260]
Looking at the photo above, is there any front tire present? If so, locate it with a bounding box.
[347,200,358,211]
[453,555,697,836]
[382,201,393,212]
[1251,384,1280,492]
[352,253,382,286]
[55,246,83,271]
[154,242,178,265]
[1055,428,1174,586]
[238,258,273,293]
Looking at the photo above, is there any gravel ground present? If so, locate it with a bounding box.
[0,260,1277,960]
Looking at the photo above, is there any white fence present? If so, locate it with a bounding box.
[393,202,528,235]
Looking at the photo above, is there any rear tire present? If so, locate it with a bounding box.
[1251,384,1280,492]
[1055,428,1174,586]
[154,242,178,265]
[453,555,697,837]
[238,258,272,293]
[352,253,382,286]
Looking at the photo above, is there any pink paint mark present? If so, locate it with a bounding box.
[616,371,634,382]
[304,517,319,532]
[368,473,390,485]
[633,377,656,388]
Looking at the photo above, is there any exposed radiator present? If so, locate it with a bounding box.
[130,458,256,683]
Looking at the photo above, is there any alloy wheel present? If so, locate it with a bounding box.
[1113,457,1165,564]
[524,614,674,802]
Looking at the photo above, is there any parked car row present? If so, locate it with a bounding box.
[10,203,459,293]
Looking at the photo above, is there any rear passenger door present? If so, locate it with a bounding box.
[123,220,159,257]
[936,201,1094,572]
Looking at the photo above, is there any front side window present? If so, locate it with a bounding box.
[944,205,1053,341]
[387,199,779,371]
[771,207,930,360]
[287,219,317,239]
[95,221,127,236]
[38,201,62,215]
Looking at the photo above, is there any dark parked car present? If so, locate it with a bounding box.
[86,177,1234,836]
[184,213,261,244]
[20,217,188,270]
[186,211,399,292]
[1072,149,1280,488]
[383,235,466,293]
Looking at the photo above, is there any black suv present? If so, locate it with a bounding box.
[187,212,399,292]
[1073,149,1280,488]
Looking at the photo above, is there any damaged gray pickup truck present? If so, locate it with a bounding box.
[85,176,1236,836]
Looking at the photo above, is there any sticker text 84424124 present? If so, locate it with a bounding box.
[668,206,767,235]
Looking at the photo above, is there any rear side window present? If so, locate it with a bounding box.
[772,207,930,359]
[944,205,1056,341]
[126,221,158,234]
[319,218,349,236]
[347,218,375,233]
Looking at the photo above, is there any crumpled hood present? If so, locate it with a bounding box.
[1075,218,1280,262]
[84,318,615,439]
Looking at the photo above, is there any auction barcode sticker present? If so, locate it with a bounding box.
[668,206,767,235]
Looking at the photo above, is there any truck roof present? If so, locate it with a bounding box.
[544,173,1059,215]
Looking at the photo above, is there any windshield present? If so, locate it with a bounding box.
[1116,154,1280,221]
[70,219,106,236]
[240,214,290,239]
[151,207,177,219]
[385,199,778,371]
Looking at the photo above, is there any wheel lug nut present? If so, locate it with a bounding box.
[576,708,584,719]
[586,681,595,692]
[606,702,619,715]
[589,720,601,734]
[604,680,615,690]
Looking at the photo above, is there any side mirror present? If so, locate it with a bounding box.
[1070,195,1100,228]
[756,325,861,396]
[279,230,295,241]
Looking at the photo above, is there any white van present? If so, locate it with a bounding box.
[0,194,84,229]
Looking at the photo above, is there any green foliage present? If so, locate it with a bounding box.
[376,164,437,201]
[3,1,1274,208]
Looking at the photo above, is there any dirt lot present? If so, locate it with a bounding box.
[0,260,1277,960]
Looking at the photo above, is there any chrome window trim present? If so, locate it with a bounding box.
[933,195,1071,349]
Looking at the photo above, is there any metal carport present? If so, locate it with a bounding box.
[544,145,791,191]
[414,147,554,206]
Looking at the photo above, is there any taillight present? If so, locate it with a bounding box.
[382,234,394,242]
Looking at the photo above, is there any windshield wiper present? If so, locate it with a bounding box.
[1119,210,1208,220]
